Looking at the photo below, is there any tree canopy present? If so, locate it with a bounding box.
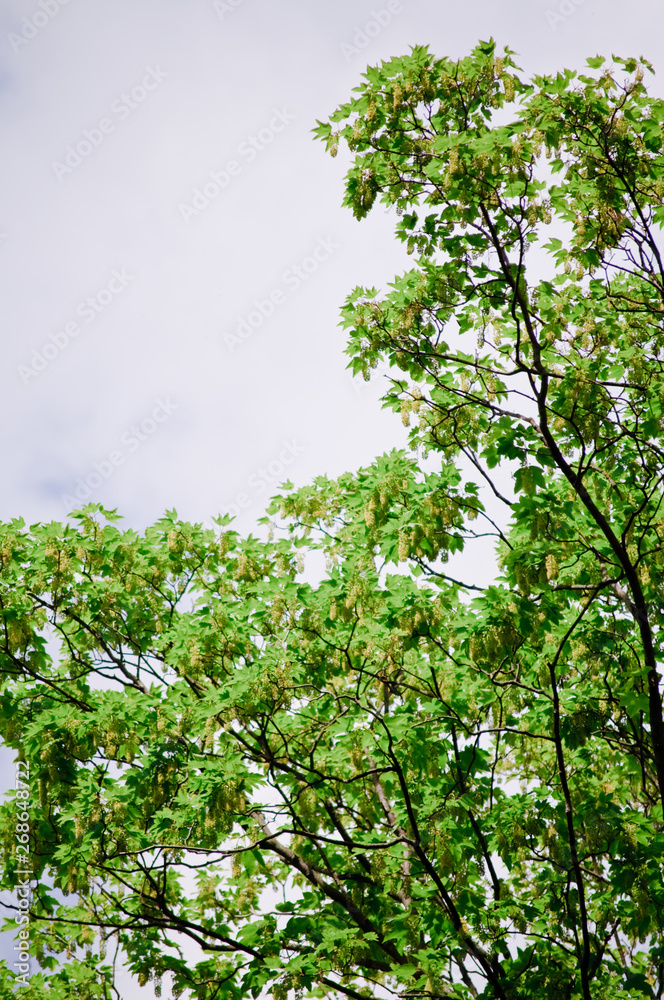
[1,39,664,1000]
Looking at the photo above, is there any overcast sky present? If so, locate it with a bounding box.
[2,0,663,541]
[1,0,663,991]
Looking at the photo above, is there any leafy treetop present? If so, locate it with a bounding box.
[1,39,664,1000]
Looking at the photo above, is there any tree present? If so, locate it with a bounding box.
[1,38,664,1000]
